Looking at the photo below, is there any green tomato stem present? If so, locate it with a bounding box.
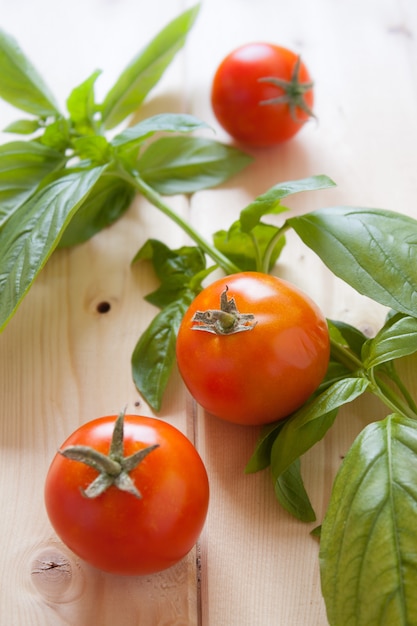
[123,168,241,276]
[258,55,315,121]
[191,286,257,335]
[60,410,160,499]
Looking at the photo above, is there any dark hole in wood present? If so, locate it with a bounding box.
[97,301,111,314]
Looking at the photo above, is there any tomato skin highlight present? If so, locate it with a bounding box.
[211,43,314,147]
[44,415,209,576]
[176,272,330,426]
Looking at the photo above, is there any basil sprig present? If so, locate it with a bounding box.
[0,4,252,331]
[243,204,417,625]
[131,239,216,411]
[132,175,336,410]
[134,178,417,625]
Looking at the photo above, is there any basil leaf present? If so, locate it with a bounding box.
[58,175,134,248]
[214,175,334,273]
[288,207,417,317]
[213,222,285,272]
[72,136,111,163]
[240,174,336,233]
[0,141,66,227]
[131,294,193,412]
[112,113,208,148]
[101,4,200,129]
[40,117,70,151]
[328,318,368,357]
[131,238,213,410]
[245,420,287,473]
[3,119,41,134]
[362,312,417,368]
[274,459,316,522]
[271,377,369,480]
[318,360,352,391]
[0,29,59,116]
[137,136,252,194]
[320,414,417,626]
[0,166,105,330]
[310,525,321,538]
[269,379,361,523]
[66,70,101,134]
[133,239,207,308]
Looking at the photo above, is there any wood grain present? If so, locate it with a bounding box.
[1,0,417,624]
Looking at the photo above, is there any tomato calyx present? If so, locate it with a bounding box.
[191,286,257,335]
[258,55,315,122]
[59,409,159,499]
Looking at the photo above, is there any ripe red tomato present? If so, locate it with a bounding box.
[176,272,329,426]
[44,412,209,575]
[211,43,314,147]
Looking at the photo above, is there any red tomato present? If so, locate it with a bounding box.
[211,43,314,147]
[44,412,209,576]
[176,272,329,425]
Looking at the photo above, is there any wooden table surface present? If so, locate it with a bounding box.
[1,0,417,624]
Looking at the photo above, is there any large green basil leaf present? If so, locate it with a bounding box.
[320,414,417,626]
[101,4,200,129]
[58,175,135,248]
[288,207,417,317]
[0,29,59,116]
[137,135,252,194]
[0,166,105,330]
[0,141,65,227]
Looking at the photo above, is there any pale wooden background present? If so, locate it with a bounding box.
[1,0,417,624]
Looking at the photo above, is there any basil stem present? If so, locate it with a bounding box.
[122,168,240,275]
